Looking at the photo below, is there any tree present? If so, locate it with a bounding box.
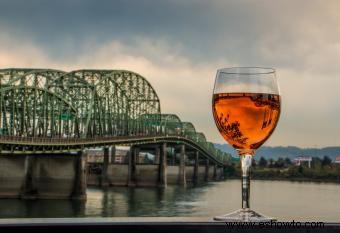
[276,157,285,168]
[251,158,257,168]
[322,156,332,167]
[312,157,322,169]
[284,157,292,167]
[258,157,267,167]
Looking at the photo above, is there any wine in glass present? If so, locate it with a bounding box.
[212,67,281,221]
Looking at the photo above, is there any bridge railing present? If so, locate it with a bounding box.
[172,133,230,164]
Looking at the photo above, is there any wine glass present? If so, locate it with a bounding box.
[212,67,281,222]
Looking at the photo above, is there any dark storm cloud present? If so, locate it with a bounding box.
[0,0,313,66]
[0,0,220,60]
[2,0,337,74]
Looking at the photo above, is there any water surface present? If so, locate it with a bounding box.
[0,180,339,221]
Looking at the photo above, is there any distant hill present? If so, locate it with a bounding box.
[214,143,340,161]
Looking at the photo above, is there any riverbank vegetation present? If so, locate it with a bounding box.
[224,156,340,182]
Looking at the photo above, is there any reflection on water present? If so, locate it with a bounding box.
[87,185,208,217]
[0,199,85,218]
[0,180,339,221]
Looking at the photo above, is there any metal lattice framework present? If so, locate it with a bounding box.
[0,69,160,138]
[182,122,196,138]
[0,68,230,164]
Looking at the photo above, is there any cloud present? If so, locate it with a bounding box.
[0,33,49,68]
[1,0,340,147]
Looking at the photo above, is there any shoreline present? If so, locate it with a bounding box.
[225,176,340,184]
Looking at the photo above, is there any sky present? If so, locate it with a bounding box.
[0,0,339,148]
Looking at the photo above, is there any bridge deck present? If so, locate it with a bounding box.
[0,135,226,165]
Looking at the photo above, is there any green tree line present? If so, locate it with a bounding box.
[224,156,340,182]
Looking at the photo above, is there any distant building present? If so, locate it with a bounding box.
[293,156,312,168]
[85,147,158,164]
[114,148,129,164]
[86,148,103,163]
[334,156,340,164]
[86,146,129,164]
[136,152,155,164]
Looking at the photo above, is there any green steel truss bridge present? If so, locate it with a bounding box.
[0,68,230,165]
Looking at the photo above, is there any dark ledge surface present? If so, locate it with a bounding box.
[0,217,338,233]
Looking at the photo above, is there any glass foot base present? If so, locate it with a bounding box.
[213,208,276,222]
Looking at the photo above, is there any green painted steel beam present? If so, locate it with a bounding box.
[0,68,231,164]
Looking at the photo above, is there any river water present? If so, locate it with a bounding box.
[0,180,339,222]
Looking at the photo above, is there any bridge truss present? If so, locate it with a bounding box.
[0,68,230,164]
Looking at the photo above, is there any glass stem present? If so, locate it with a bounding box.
[241,154,252,209]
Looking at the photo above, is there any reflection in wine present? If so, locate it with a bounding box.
[213,93,280,155]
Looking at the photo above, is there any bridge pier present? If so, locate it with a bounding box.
[193,151,199,185]
[85,142,225,188]
[128,146,137,187]
[158,143,167,188]
[72,151,87,199]
[97,143,171,188]
[0,153,86,200]
[110,145,116,164]
[204,159,209,182]
[21,156,38,199]
[218,166,224,180]
[101,147,109,187]
[178,144,186,187]
[154,146,160,164]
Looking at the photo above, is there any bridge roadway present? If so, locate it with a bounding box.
[0,134,225,166]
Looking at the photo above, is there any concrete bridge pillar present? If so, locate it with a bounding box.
[72,151,87,199]
[205,159,210,182]
[219,166,224,180]
[128,146,137,187]
[158,143,167,188]
[193,151,199,185]
[5,152,87,200]
[110,145,116,164]
[215,166,222,180]
[101,147,109,187]
[178,144,186,187]
[154,146,160,164]
[171,148,176,166]
[213,163,217,180]
[21,156,38,199]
